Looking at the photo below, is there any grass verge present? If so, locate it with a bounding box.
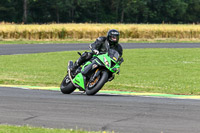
[0,125,105,133]
[0,48,200,95]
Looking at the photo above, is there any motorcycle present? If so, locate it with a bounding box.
[60,48,124,95]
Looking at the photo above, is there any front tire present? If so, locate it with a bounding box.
[86,71,108,95]
[60,75,76,94]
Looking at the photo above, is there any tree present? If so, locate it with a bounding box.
[23,0,28,23]
[74,0,101,23]
[184,0,200,23]
[0,0,15,22]
[123,0,149,23]
[0,0,199,24]
[147,0,188,23]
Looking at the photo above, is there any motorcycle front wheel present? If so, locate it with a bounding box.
[60,75,76,94]
[86,71,108,95]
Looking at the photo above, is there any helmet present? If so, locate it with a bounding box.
[107,29,120,46]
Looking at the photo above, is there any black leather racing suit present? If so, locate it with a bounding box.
[72,36,123,72]
[90,36,123,57]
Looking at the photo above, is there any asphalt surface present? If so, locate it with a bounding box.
[1,43,200,55]
[1,87,200,133]
[1,43,200,133]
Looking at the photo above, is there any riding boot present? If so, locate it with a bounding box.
[70,61,79,75]
[70,57,83,75]
[70,52,93,76]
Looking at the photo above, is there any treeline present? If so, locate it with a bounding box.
[0,0,199,24]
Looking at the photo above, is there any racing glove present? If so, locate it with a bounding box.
[93,49,99,55]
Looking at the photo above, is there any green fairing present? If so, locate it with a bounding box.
[72,73,85,90]
[97,54,120,73]
[72,51,121,91]
[81,61,92,71]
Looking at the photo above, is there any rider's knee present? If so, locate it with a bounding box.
[81,52,92,60]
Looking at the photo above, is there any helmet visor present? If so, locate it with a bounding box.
[110,35,118,42]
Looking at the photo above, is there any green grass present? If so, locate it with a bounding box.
[0,48,200,95]
[0,125,104,133]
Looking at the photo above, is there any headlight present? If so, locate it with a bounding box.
[104,57,109,67]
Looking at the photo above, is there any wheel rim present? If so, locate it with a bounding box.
[88,76,100,88]
[65,77,70,84]
[62,76,70,87]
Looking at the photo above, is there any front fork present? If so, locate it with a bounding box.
[90,69,101,82]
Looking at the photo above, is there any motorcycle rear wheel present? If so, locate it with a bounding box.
[86,71,108,95]
[60,75,76,94]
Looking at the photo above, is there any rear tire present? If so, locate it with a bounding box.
[60,75,76,94]
[86,71,108,95]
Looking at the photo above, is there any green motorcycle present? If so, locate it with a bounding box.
[60,49,124,95]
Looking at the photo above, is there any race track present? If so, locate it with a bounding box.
[1,87,200,133]
[1,43,200,55]
[1,43,200,133]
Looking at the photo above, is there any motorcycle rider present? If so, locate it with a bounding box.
[70,29,123,75]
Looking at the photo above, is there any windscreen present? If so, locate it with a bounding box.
[108,49,120,62]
